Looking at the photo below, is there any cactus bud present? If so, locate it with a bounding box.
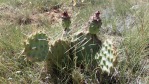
[61,11,71,31]
[89,11,102,34]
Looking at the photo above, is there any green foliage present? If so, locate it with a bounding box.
[113,0,132,15]
[0,0,149,83]
[24,32,49,62]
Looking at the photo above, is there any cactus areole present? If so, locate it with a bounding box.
[89,11,102,34]
[61,11,71,31]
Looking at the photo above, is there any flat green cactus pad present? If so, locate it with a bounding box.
[89,21,101,34]
[62,19,71,30]
[95,39,117,73]
[71,32,102,66]
[24,32,49,62]
[46,39,72,83]
[47,39,71,69]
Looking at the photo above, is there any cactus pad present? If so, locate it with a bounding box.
[71,32,102,66]
[47,39,71,68]
[88,11,102,34]
[95,39,117,73]
[46,39,72,83]
[24,32,49,62]
[61,11,71,30]
[89,20,101,34]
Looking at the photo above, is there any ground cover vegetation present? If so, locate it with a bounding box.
[0,0,148,84]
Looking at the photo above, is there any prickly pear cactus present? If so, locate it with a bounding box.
[95,39,117,73]
[47,39,71,68]
[71,32,102,66]
[46,39,72,83]
[24,32,49,62]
